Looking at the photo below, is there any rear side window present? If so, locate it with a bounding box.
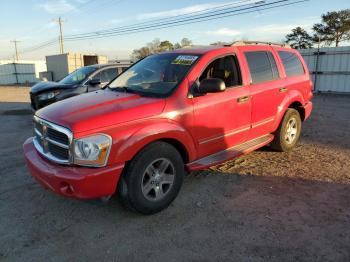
[245,51,279,83]
[101,68,118,82]
[278,51,305,76]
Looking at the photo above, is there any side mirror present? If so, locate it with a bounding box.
[198,78,226,94]
[89,78,101,86]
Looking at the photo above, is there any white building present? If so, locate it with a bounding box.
[0,60,47,85]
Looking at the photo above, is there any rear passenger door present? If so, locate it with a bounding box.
[243,48,287,139]
[278,50,310,102]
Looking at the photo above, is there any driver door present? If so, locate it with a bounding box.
[191,55,251,158]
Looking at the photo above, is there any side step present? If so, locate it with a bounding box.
[186,134,274,171]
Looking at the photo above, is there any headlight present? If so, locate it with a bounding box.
[73,134,112,167]
[38,90,60,100]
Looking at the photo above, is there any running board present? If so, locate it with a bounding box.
[186,134,274,171]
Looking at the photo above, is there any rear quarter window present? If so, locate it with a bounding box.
[278,51,305,77]
[245,51,279,84]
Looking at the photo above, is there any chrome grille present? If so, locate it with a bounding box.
[47,128,69,145]
[33,115,73,164]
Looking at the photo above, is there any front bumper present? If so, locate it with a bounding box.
[23,137,124,199]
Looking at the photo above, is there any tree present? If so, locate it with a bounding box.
[210,41,229,46]
[173,38,192,49]
[174,42,182,49]
[146,38,161,53]
[313,9,350,47]
[130,38,193,60]
[131,47,151,60]
[180,38,192,47]
[159,40,174,51]
[285,27,313,49]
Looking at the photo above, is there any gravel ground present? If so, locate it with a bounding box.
[0,87,349,262]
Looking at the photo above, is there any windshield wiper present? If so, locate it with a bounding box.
[108,86,143,96]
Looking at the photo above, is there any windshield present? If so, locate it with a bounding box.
[59,66,96,85]
[108,53,199,96]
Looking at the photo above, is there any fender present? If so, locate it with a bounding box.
[113,120,197,164]
[272,90,305,131]
[59,93,79,100]
[59,86,87,100]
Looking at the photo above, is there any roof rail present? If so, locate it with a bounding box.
[227,41,291,48]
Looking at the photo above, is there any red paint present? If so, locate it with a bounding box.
[24,44,313,199]
[23,138,124,199]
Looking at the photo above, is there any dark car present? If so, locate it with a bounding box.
[30,64,129,110]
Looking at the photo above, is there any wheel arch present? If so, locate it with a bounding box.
[273,93,305,131]
[113,122,196,165]
[288,101,305,121]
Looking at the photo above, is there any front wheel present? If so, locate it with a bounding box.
[270,108,301,152]
[118,142,184,214]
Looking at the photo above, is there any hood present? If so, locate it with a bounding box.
[30,81,75,94]
[36,89,166,133]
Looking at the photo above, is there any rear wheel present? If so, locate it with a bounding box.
[270,108,301,152]
[118,141,184,214]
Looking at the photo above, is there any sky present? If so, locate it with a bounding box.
[0,0,349,61]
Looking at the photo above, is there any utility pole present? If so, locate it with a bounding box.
[314,35,321,92]
[11,40,20,61]
[56,17,64,54]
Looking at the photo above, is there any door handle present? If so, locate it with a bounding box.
[279,87,288,93]
[237,96,249,104]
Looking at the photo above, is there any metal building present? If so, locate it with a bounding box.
[300,46,350,93]
[46,53,108,81]
[0,60,46,85]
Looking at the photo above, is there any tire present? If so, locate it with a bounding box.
[270,108,302,152]
[118,141,184,214]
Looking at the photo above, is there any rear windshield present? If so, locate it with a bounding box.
[108,53,199,96]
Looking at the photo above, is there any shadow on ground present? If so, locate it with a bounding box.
[0,102,32,115]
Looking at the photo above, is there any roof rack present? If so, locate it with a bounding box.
[226,41,291,48]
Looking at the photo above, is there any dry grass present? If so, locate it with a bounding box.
[0,86,30,103]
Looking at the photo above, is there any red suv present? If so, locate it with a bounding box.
[23,41,313,214]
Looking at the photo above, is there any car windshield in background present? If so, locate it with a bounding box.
[108,53,199,96]
[59,66,96,85]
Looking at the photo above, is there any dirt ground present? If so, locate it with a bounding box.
[0,87,349,262]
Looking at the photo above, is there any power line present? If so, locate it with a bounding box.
[20,38,57,54]
[65,0,258,38]
[14,0,256,54]
[65,0,304,40]
[19,16,65,55]
[64,0,307,41]
[9,0,308,56]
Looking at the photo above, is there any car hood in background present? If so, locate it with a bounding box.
[36,89,166,133]
[30,81,75,94]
